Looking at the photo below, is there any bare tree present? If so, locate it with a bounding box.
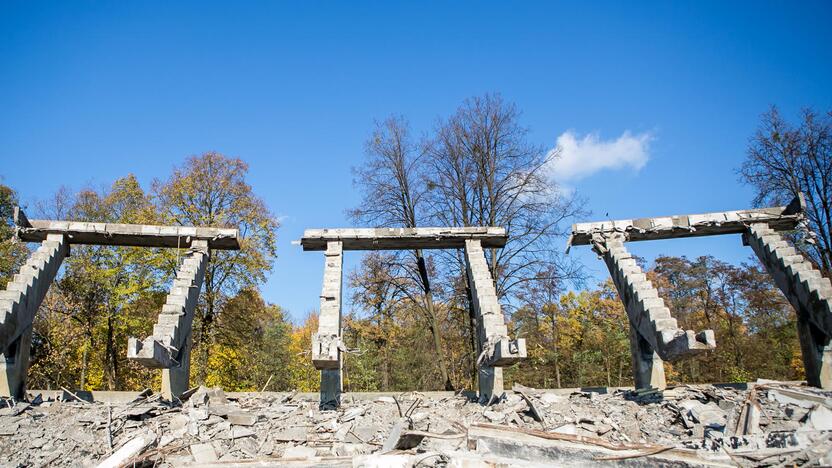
[352,96,585,389]
[424,94,584,379]
[739,106,832,274]
[425,94,584,298]
[350,116,455,390]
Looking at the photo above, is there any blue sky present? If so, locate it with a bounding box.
[2,1,831,321]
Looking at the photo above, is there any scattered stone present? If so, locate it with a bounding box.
[539,393,565,405]
[225,426,255,439]
[809,405,832,431]
[340,406,365,422]
[190,442,218,463]
[273,426,308,442]
[0,382,827,467]
[382,418,424,451]
[283,445,317,459]
[483,410,504,422]
[227,410,257,426]
[682,400,726,429]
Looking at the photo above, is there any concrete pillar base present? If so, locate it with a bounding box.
[0,325,33,399]
[797,315,832,389]
[629,322,666,390]
[478,366,504,403]
[320,368,342,410]
[161,334,192,400]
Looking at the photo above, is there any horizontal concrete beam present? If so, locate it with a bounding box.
[14,207,240,250]
[569,194,805,247]
[300,227,507,251]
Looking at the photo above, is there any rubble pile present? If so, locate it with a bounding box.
[0,382,830,467]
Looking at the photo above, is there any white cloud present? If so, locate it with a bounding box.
[547,130,652,182]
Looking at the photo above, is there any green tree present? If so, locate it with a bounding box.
[0,183,29,289]
[652,255,800,384]
[208,288,293,391]
[31,176,161,390]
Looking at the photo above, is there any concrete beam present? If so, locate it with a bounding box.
[744,223,832,389]
[127,240,209,399]
[597,235,715,388]
[569,194,805,248]
[14,207,240,250]
[1,234,68,398]
[313,241,344,409]
[464,239,526,402]
[300,227,507,251]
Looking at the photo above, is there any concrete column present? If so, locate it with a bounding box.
[744,223,832,389]
[594,234,714,389]
[464,239,526,403]
[128,240,209,399]
[312,241,343,409]
[162,332,192,399]
[0,234,68,398]
[629,321,666,390]
[0,325,33,399]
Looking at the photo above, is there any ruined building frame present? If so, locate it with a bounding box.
[3,196,828,403]
[0,208,240,399]
[568,194,831,391]
[300,227,528,408]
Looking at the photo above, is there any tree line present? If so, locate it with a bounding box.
[0,97,828,392]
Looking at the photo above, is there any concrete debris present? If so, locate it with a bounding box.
[381,418,424,452]
[189,443,218,463]
[96,431,156,468]
[0,383,830,467]
[810,405,832,431]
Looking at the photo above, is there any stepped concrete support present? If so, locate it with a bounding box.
[744,223,832,389]
[594,234,715,389]
[464,239,526,402]
[312,241,344,409]
[0,234,69,398]
[127,240,209,399]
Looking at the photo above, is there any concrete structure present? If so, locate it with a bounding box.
[127,240,210,399]
[1,233,69,398]
[313,241,344,407]
[14,207,239,250]
[464,239,526,401]
[301,227,507,251]
[744,224,832,389]
[0,208,239,399]
[568,195,805,248]
[300,227,525,407]
[570,194,832,390]
[595,233,715,389]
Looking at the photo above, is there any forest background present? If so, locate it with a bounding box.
[1,96,829,393]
